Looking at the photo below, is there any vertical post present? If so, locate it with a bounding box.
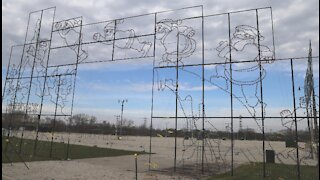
[256,9,266,178]
[2,46,14,151]
[290,59,301,180]
[174,29,180,173]
[50,75,61,158]
[306,103,314,158]
[120,102,124,136]
[111,20,117,61]
[33,7,56,156]
[227,13,234,176]
[118,99,127,138]
[201,5,205,173]
[135,153,138,180]
[149,12,157,170]
[115,115,119,136]
[307,42,319,166]
[5,11,33,153]
[32,115,41,155]
[2,46,14,103]
[19,9,46,153]
[67,17,83,159]
[66,116,71,159]
[312,88,319,166]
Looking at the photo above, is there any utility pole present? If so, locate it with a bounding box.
[114,115,120,136]
[118,99,128,138]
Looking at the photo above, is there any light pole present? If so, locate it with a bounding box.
[118,99,128,138]
[114,115,120,136]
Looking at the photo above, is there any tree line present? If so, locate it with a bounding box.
[2,111,316,142]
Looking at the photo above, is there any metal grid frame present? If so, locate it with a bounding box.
[2,5,319,179]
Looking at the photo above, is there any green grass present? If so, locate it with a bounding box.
[207,162,319,180]
[2,136,146,163]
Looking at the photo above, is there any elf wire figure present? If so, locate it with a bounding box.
[55,18,88,63]
[93,19,152,57]
[156,19,196,66]
[212,25,274,119]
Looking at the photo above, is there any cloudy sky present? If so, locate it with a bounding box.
[2,0,319,131]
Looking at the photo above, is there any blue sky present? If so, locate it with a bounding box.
[2,0,319,131]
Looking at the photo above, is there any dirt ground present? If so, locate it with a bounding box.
[2,131,318,179]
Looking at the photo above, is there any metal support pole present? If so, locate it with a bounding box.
[66,117,71,159]
[19,9,45,153]
[67,18,83,159]
[174,30,180,173]
[2,46,14,152]
[50,75,61,158]
[5,11,33,153]
[312,89,319,166]
[118,99,127,138]
[33,7,56,156]
[256,10,266,178]
[33,114,41,156]
[135,153,138,180]
[290,59,301,180]
[111,20,117,61]
[115,115,120,136]
[149,12,157,171]
[2,46,14,103]
[306,103,314,158]
[120,102,124,136]
[201,5,205,174]
[227,13,234,176]
[307,43,319,165]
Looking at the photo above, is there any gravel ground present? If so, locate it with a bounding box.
[2,131,318,179]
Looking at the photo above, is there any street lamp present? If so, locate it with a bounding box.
[114,115,120,136]
[118,99,128,138]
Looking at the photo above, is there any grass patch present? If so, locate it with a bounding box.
[207,162,319,180]
[2,136,147,163]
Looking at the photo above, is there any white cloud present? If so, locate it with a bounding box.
[3,0,319,67]
[86,81,218,93]
[179,83,218,91]
[84,81,152,93]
